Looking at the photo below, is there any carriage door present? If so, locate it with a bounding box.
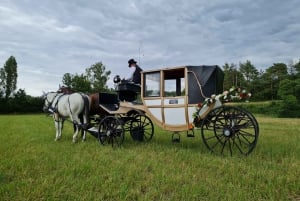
[142,71,163,128]
[162,68,188,131]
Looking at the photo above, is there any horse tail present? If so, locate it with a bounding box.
[82,94,90,128]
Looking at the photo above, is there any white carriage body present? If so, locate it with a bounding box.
[102,65,224,132]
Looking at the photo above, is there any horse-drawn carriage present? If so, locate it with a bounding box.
[87,65,259,156]
[44,65,259,156]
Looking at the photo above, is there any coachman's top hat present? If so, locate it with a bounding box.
[128,58,137,67]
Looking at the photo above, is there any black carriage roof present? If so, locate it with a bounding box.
[142,65,223,84]
[187,65,223,85]
[187,65,224,103]
[143,65,222,73]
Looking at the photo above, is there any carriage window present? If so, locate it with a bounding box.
[164,78,185,96]
[144,72,161,97]
[164,69,185,97]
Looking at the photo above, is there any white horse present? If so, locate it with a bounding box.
[43,92,90,142]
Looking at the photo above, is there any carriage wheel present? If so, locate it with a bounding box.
[130,114,154,142]
[122,111,143,133]
[98,116,125,147]
[201,106,259,156]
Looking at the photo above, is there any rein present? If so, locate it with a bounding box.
[45,93,65,122]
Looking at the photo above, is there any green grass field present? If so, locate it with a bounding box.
[0,114,299,200]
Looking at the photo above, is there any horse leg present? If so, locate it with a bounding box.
[72,126,79,143]
[54,120,63,141]
[54,120,60,141]
[82,95,90,142]
[72,117,80,143]
[82,115,87,142]
[58,120,63,140]
[79,113,84,138]
[53,113,63,141]
[72,115,87,142]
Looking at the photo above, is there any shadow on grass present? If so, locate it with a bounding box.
[120,129,210,155]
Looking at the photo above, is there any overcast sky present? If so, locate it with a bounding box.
[1,0,300,96]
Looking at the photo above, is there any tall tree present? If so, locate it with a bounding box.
[278,79,295,99]
[251,69,267,100]
[222,62,244,90]
[264,63,288,100]
[71,74,91,92]
[295,79,300,101]
[293,59,300,78]
[239,60,258,83]
[0,68,5,97]
[85,62,111,92]
[62,73,91,93]
[1,56,18,99]
[61,61,111,93]
[62,73,73,88]
[239,60,259,98]
[266,63,288,81]
[287,60,297,79]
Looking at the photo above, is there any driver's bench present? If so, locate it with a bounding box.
[116,82,141,102]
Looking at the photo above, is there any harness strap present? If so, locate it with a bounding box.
[67,96,74,118]
[50,94,65,113]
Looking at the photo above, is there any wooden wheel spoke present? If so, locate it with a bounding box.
[238,130,256,138]
[232,138,247,155]
[228,139,233,156]
[236,133,252,146]
[220,139,227,154]
[130,115,154,142]
[204,133,224,141]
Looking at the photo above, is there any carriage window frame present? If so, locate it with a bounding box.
[144,72,161,97]
[163,68,185,97]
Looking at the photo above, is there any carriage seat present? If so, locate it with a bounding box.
[98,92,120,111]
[116,82,141,102]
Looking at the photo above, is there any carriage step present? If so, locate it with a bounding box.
[172,132,180,143]
[187,129,195,137]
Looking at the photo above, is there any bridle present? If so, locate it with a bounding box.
[44,92,60,112]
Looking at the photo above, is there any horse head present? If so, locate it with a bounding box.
[42,92,58,113]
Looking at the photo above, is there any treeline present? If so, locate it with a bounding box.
[0,56,43,114]
[0,89,43,113]
[1,55,300,117]
[223,60,300,117]
[223,60,300,101]
[0,58,112,114]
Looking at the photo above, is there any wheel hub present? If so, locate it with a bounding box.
[106,130,111,136]
[223,128,232,137]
